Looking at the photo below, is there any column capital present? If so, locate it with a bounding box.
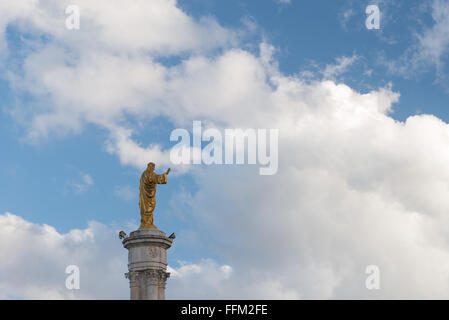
[144,269,170,286]
[125,271,141,288]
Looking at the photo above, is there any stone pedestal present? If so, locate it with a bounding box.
[122,229,173,300]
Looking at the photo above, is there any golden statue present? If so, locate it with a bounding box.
[139,162,170,230]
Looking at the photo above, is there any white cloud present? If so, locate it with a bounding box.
[3,0,449,299]
[338,8,355,30]
[0,213,127,299]
[384,0,449,81]
[67,173,94,194]
[167,259,300,299]
[414,0,449,70]
[321,54,359,80]
[0,0,237,55]
[105,126,172,170]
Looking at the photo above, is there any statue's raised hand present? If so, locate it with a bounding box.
[166,168,171,175]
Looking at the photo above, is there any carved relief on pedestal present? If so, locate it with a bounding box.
[148,247,159,259]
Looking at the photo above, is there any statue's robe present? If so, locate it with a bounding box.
[139,170,167,229]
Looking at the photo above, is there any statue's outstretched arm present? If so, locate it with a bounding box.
[156,172,168,184]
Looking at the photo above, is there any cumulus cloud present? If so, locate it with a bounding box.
[168,259,301,299]
[0,212,127,299]
[105,127,172,170]
[0,0,241,154]
[2,0,449,299]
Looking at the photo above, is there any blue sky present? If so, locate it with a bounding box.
[1,0,449,299]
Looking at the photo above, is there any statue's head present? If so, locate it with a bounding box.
[147,162,155,172]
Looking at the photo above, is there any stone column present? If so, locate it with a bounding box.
[122,229,173,300]
[125,271,142,300]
